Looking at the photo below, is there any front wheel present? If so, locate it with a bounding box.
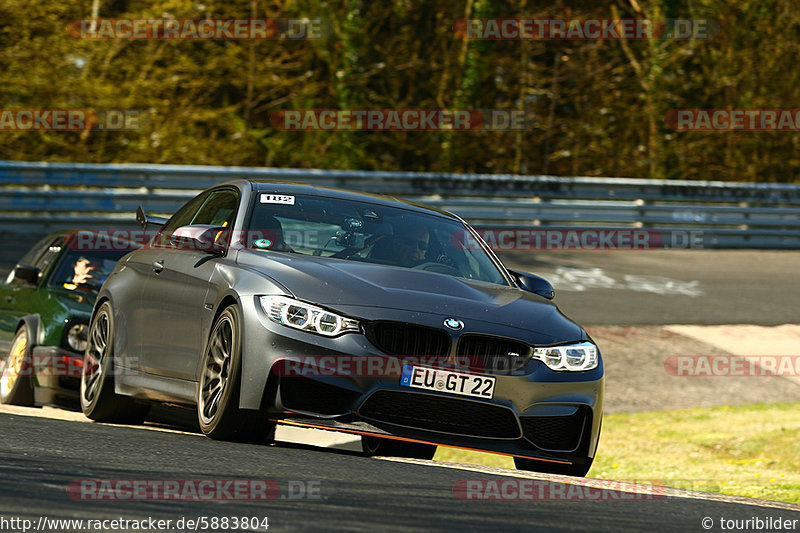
[362,436,437,460]
[0,326,35,406]
[197,305,275,444]
[80,301,149,423]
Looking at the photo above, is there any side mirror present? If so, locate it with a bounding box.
[170,225,227,254]
[136,206,169,230]
[13,263,40,286]
[510,270,555,300]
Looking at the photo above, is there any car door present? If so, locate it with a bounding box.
[0,236,64,350]
[135,191,211,378]
[141,188,239,380]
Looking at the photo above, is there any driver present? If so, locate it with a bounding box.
[71,257,97,285]
[392,225,429,267]
[61,256,101,291]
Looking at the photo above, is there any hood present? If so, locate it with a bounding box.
[236,250,583,341]
[48,287,96,316]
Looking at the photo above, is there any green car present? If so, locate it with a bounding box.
[0,231,132,406]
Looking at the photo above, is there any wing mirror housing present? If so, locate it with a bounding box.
[13,263,40,286]
[510,270,555,300]
[170,225,227,254]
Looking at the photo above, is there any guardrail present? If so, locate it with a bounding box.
[1,160,799,249]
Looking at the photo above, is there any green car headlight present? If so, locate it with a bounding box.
[67,323,89,352]
[533,342,598,371]
[259,296,360,337]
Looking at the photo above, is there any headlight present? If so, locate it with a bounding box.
[259,296,360,337]
[532,342,598,371]
[67,323,89,352]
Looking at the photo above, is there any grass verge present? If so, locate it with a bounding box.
[433,402,800,504]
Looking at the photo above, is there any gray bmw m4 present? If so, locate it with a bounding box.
[80,180,604,476]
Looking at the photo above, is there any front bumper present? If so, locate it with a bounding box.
[239,296,604,464]
[30,345,83,406]
[272,370,601,464]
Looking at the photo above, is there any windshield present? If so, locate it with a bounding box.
[49,249,128,293]
[245,193,507,285]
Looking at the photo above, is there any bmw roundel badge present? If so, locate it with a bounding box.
[444,318,464,330]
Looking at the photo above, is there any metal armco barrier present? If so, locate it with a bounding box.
[1,160,798,249]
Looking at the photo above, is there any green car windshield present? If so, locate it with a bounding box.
[246,194,508,286]
[48,249,128,293]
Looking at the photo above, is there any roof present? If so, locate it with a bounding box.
[228,179,461,221]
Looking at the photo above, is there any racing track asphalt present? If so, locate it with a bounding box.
[2,243,798,531]
[497,249,800,326]
[1,411,798,532]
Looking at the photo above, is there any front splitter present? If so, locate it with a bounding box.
[270,416,572,465]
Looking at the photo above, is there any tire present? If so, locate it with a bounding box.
[197,305,275,444]
[361,436,437,460]
[514,456,593,477]
[80,301,149,423]
[0,326,35,406]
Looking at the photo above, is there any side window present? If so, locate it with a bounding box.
[189,190,239,248]
[154,192,211,247]
[191,190,239,228]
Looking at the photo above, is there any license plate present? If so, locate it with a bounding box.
[400,364,496,399]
